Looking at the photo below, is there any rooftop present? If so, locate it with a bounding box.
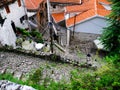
[65,0,111,27]
[25,0,43,10]
[50,0,81,4]
[52,12,64,23]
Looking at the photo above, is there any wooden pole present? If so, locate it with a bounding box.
[54,42,66,52]
[47,0,53,53]
[49,22,53,53]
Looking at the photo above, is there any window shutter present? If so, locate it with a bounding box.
[17,0,21,7]
[5,5,10,13]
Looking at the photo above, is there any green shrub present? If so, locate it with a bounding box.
[28,68,43,84]
[105,54,120,63]
[0,73,30,87]
[16,28,43,43]
[16,27,30,37]
[29,30,43,43]
[46,81,69,90]
[69,62,120,90]
[0,62,120,90]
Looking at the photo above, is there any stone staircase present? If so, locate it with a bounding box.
[0,68,24,80]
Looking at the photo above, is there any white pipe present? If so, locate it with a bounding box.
[47,0,51,22]
[28,20,38,28]
[66,29,70,47]
[52,24,57,34]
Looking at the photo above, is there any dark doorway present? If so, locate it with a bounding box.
[0,14,6,26]
[11,21,16,33]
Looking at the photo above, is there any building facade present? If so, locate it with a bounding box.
[0,0,29,47]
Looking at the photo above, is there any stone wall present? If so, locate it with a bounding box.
[73,32,100,42]
[0,80,35,90]
[70,32,100,54]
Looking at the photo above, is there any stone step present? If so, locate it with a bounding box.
[0,68,26,81]
[0,68,7,74]
[6,69,14,75]
[21,76,27,82]
[14,72,23,80]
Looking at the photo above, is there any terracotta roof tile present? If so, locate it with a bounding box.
[98,0,111,4]
[52,12,65,23]
[66,9,95,27]
[97,0,111,16]
[65,0,111,27]
[98,9,110,16]
[66,0,94,13]
[25,0,43,10]
[50,0,81,4]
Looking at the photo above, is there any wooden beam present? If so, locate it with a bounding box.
[54,42,66,52]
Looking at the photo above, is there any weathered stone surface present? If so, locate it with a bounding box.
[22,40,36,51]
[0,54,5,58]
[14,72,23,80]
[0,80,35,90]
[0,68,7,74]
[6,69,14,75]
[0,51,76,83]
[0,46,101,83]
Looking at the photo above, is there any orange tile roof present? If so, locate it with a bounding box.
[99,0,111,4]
[25,0,43,10]
[66,0,94,13]
[66,9,95,27]
[97,0,111,16]
[52,12,65,23]
[66,0,111,27]
[50,0,81,4]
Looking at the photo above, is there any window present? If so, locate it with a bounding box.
[0,14,6,26]
[5,5,10,13]
[53,5,56,8]
[17,0,21,7]
[20,15,27,23]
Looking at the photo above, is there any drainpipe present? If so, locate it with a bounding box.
[67,28,70,47]
[73,14,77,38]
[65,13,70,47]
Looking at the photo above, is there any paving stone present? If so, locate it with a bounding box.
[0,68,7,74]
[0,50,100,83]
[14,72,23,80]
[6,69,14,75]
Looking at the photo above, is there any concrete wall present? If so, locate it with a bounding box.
[70,17,107,34]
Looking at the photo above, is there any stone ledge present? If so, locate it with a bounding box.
[0,80,35,90]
